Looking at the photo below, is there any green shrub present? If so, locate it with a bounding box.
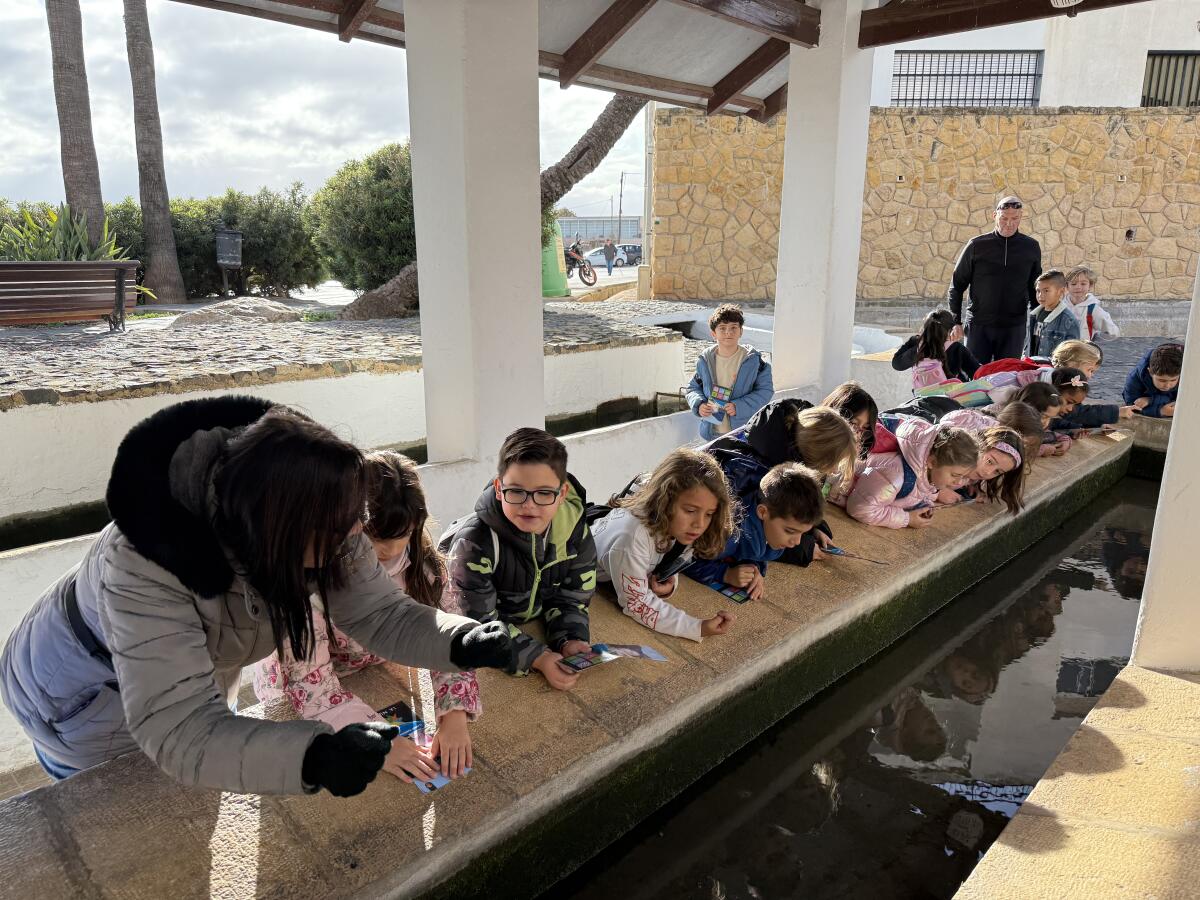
[105,197,145,265]
[0,203,125,261]
[308,142,416,292]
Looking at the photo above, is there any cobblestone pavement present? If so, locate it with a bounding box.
[0,309,678,411]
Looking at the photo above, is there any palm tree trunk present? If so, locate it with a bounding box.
[340,92,646,320]
[122,0,186,304]
[45,0,104,248]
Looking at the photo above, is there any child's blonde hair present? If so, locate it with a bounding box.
[614,448,734,560]
[929,427,978,470]
[794,406,857,484]
[1065,265,1097,287]
[1051,339,1101,371]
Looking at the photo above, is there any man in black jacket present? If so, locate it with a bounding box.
[947,196,1042,364]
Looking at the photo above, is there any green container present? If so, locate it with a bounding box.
[541,222,569,298]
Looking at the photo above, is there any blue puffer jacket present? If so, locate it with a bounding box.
[686,344,774,441]
[1122,347,1179,418]
[683,491,783,584]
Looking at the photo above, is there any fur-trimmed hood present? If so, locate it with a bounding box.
[104,395,276,597]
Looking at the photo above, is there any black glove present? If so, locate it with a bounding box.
[450,621,514,670]
[301,723,398,797]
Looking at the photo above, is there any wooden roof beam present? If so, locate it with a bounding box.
[539,50,766,113]
[669,0,819,46]
[750,83,786,123]
[707,37,789,115]
[338,0,379,42]
[859,0,1155,49]
[168,0,405,47]
[559,0,659,88]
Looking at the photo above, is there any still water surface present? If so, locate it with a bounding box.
[549,479,1157,900]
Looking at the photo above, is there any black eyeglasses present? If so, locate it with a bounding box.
[500,487,561,506]
[998,201,1023,210]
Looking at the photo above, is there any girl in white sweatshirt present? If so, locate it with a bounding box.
[592,448,736,642]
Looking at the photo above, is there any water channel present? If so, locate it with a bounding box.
[544,478,1158,900]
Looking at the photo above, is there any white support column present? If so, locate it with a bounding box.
[772,0,874,393]
[405,0,544,463]
[1131,272,1200,672]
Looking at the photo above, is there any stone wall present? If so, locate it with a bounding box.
[652,106,1200,302]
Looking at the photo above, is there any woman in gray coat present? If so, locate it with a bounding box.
[0,396,511,797]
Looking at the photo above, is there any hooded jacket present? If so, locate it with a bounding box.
[686,343,774,441]
[1069,293,1120,340]
[703,398,831,567]
[846,418,942,529]
[0,396,477,793]
[1123,346,1178,418]
[439,477,596,675]
[947,229,1042,328]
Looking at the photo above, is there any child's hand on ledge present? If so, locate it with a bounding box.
[746,567,765,601]
[1118,405,1136,420]
[430,711,472,779]
[559,640,591,657]
[724,564,756,589]
[1162,402,1175,417]
[1133,397,1151,410]
[534,650,579,691]
[382,736,438,784]
[935,488,962,506]
[649,574,675,598]
[908,509,935,529]
[701,611,735,637]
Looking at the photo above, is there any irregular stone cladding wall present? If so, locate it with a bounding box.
[652,106,1200,302]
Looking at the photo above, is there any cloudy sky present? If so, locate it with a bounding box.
[0,1,646,219]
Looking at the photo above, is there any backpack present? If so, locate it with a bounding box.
[973,358,1040,380]
[912,358,951,391]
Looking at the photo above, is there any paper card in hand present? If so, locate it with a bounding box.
[604,644,668,662]
[377,701,427,740]
[558,646,620,672]
[414,767,473,794]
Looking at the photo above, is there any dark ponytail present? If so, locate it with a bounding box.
[916,310,951,367]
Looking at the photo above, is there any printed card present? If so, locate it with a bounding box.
[602,643,668,662]
[706,581,751,604]
[414,767,472,794]
[558,646,620,672]
[709,384,733,403]
[377,701,427,741]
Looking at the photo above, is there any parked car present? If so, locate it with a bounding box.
[618,243,642,265]
[584,246,627,268]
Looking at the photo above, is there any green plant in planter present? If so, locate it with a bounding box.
[0,203,126,261]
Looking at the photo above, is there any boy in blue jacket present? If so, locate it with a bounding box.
[1124,342,1182,418]
[687,304,774,441]
[684,463,822,602]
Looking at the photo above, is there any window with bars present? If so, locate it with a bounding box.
[1142,52,1200,107]
[891,51,1043,108]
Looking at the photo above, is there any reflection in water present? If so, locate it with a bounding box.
[548,481,1156,900]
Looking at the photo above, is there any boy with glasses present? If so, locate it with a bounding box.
[440,428,597,690]
[947,195,1043,365]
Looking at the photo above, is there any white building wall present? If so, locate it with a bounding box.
[1041,1,1200,107]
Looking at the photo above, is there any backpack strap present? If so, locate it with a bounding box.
[896,453,920,500]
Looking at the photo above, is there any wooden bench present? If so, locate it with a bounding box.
[0,260,141,330]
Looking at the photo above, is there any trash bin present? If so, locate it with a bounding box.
[542,222,570,298]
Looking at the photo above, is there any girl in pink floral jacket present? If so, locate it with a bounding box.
[254,451,481,782]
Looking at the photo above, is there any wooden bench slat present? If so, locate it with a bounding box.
[0,261,142,328]
[0,292,137,306]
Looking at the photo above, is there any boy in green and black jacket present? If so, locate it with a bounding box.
[439,428,596,691]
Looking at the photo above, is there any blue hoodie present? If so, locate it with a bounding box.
[683,491,783,584]
[686,344,774,441]
[1123,346,1179,418]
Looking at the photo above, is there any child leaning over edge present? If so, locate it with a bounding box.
[1124,342,1182,418]
[254,450,481,783]
[687,303,774,440]
[439,428,596,693]
[684,462,825,602]
[592,449,736,642]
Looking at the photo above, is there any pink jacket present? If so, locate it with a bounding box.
[253,551,482,730]
[847,418,941,529]
[940,408,996,431]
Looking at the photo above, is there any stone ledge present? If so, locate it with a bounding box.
[959,665,1200,900]
[0,431,1132,899]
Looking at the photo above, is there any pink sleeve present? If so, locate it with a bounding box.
[431,670,482,721]
[846,462,912,529]
[255,605,380,730]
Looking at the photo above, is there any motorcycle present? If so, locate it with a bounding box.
[564,240,597,286]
